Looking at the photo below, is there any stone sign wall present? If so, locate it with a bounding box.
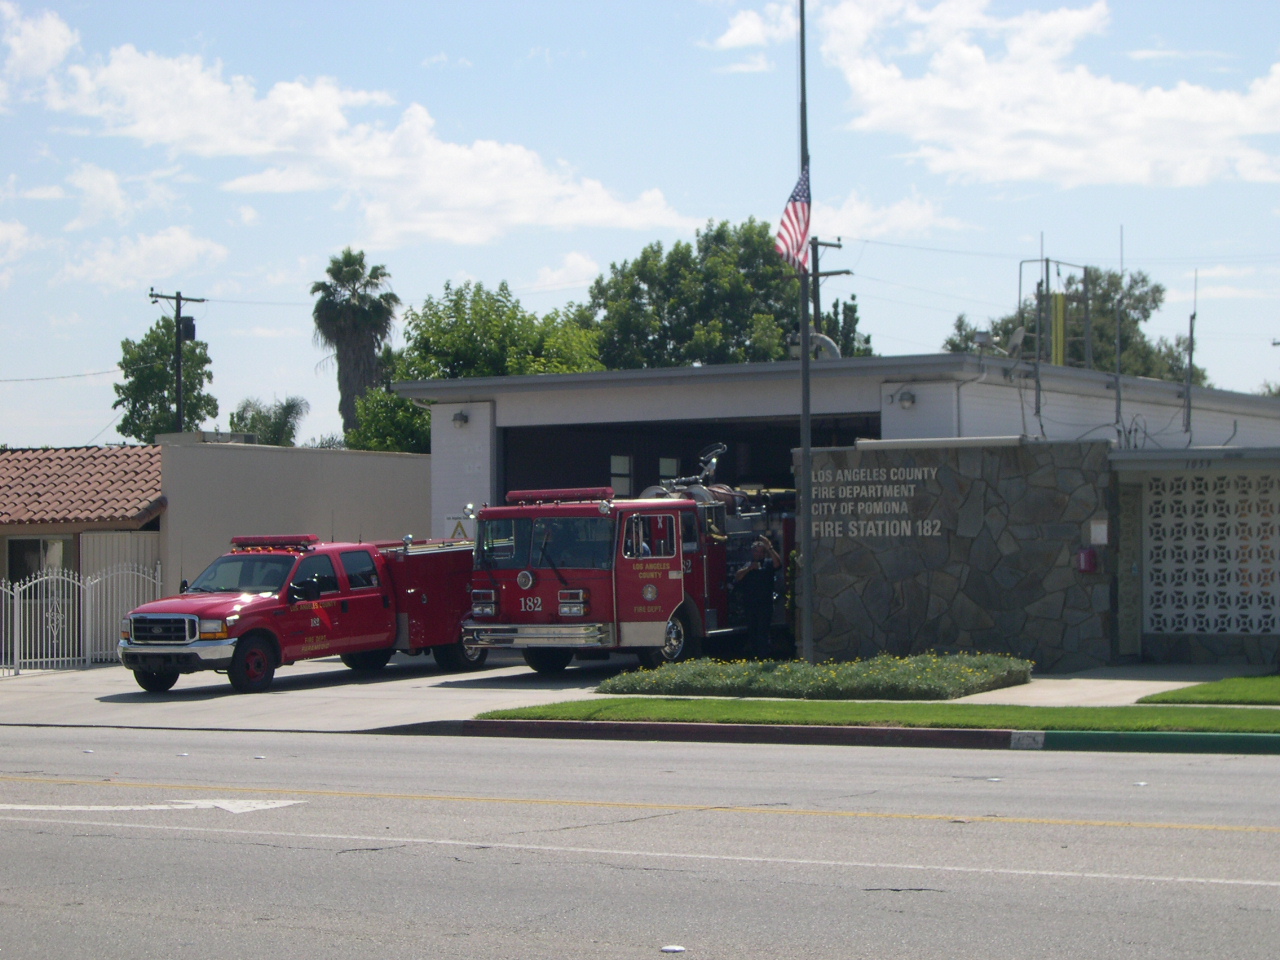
[807,439,1115,671]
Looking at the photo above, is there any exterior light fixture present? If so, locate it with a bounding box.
[898,390,916,410]
[452,410,469,428]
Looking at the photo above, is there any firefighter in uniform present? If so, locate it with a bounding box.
[735,535,782,659]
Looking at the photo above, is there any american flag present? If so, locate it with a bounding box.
[775,165,811,273]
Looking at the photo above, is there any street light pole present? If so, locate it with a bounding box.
[149,288,205,433]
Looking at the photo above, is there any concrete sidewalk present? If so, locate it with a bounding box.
[0,656,1272,734]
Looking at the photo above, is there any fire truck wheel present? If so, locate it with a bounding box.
[340,648,394,671]
[661,610,701,663]
[132,669,179,693]
[433,641,489,672]
[229,636,276,693]
[522,648,574,675]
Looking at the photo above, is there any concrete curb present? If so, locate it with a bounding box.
[365,719,1280,754]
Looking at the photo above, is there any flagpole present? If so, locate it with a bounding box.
[797,0,815,665]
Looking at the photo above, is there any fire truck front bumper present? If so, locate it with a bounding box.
[118,638,237,673]
[463,621,615,648]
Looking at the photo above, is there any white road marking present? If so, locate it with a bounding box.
[1,814,1276,889]
[0,800,304,814]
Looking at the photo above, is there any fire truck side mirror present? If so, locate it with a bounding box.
[288,579,321,604]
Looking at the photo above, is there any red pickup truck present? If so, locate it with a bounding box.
[119,534,481,693]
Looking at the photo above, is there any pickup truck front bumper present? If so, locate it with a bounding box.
[118,637,237,674]
[463,621,615,648]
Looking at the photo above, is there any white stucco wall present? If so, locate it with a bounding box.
[427,401,494,540]
[159,441,431,595]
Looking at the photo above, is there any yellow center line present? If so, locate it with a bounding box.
[0,774,1276,834]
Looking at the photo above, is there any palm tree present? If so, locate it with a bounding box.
[311,248,402,432]
[229,396,311,446]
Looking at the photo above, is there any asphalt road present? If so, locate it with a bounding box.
[1,726,1278,960]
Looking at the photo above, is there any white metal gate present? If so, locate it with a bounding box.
[0,561,162,676]
[1144,473,1279,634]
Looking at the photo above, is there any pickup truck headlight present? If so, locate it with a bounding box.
[198,616,238,640]
[120,617,132,641]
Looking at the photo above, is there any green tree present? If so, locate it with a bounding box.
[588,218,800,369]
[346,281,602,453]
[228,395,310,446]
[941,267,1207,385]
[1260,381,1280,398]
[819,294,873,358]
[311,247,402,433]
[113,316,218,443]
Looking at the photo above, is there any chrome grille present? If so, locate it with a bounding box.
[129,615,197,644]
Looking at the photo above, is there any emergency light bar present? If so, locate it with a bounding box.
[229,534,319,550]
[505,487,614,504]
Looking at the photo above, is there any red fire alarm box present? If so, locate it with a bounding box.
[1076,547,1098,573]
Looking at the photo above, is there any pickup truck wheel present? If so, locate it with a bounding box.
[433,641,489,672]
[522,648,573,675]
[340,648,394,672]
[132,669,179,693]
[229,636,276,693]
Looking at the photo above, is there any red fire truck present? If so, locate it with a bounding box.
[464,444,794,673]
[119,535,479,693]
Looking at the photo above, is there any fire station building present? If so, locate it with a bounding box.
[396,353,1280,669]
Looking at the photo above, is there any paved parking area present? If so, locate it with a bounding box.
[0,652,619,733]
[0,656,1271,733]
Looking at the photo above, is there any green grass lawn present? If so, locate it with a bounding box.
[1139,675,1280,706]
[597,653,1031,701]
[476,697,1280,733]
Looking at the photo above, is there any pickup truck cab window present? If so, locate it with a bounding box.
[187,554,296,594]
[292,553,340,594]
[339,550,380,589]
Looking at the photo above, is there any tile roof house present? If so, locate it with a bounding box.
[0,446,165,582]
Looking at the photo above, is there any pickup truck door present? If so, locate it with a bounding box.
[338,548,395,650]
[279,553,342,660]
[615,511,683,646]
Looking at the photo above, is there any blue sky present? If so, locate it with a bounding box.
[2,0,1279,447]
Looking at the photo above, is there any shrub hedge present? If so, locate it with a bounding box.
[597,653,1032,701]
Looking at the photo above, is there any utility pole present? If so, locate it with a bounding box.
[149,288,204,433]
[1183,269,1197,435]
[809,236,853,343]
[1115,227,1125,446]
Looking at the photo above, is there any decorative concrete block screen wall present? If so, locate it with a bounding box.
[808,438,1115,671]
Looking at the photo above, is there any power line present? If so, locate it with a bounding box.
[0,367,120,383]
[203,297,310,306]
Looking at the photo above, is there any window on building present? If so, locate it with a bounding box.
[6,537,70,582]
[610,454,632,497]
[659,457,680,480]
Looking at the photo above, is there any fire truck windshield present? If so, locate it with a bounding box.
[532,517,615,570]
[476,517,614,571]
[187,554,297,593]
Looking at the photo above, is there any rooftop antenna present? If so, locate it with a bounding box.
[1183,269,1197,437]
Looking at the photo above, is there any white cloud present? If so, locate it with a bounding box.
[64,162,130,230]
[238,204,259,225]
[812,189,964,239]
[1128,48,1227,62]
[59,225,228,289]
[718,53,775,73]
[48,44,693,246]
[530,251,600,292]
[1190,264,1254,279]
[1,2,77,80]
[22,184,65,199]
[818,0,1280,187]
[0,218,31,262]
[710,3,796,49]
